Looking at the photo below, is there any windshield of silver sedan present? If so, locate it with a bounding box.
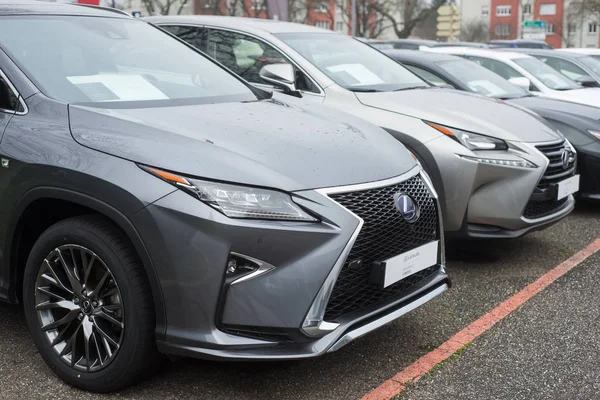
[276,33,429,92]
[0,16,257,104]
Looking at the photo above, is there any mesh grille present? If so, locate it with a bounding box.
[324,174,439,322]
[524,197,569,219]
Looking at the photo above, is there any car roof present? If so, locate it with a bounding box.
[507,48,585,59]
[384,49,459,64]
[145,15,336,35]
[427,47,532,61]
[561,48,600,55]
[0,0,130,17]
[489,39,547,44]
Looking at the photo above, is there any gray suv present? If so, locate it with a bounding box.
[0,2,448,392]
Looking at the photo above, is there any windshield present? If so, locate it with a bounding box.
[592,55,600,61]
[577,56,600,78]
[513,57,580,90]
[0,16,256,104]
[276,33,427,92]
[438,59,527,99]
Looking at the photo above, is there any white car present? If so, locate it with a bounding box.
[560,48,600,61]
[427,47,600,108]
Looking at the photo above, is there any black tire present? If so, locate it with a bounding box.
[23,215,161,392]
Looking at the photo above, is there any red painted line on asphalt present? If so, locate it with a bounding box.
[362,237,600,400]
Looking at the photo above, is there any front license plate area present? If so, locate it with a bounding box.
[370,241,439,288]
[557,175,579,200]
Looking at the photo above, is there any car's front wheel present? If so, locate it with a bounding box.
[23,215,160,392]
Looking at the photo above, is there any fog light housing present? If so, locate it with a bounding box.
[225,253,275,284]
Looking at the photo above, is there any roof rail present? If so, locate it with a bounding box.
[73,3,132,17]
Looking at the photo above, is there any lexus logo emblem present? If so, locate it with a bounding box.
[394,193,420,223]
[561,149,571,169]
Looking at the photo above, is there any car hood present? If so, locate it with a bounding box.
[355,88,562,143]
[69,98,416,192]
[509,96,600,120]
[550,88,600,108]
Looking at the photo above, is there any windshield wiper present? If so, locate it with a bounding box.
[393,86,431,92]
[347,87,383,92]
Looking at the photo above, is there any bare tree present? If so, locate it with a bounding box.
[325,0,385,38]
[460,19,488,43]
[140,0,189,15]
[375,0,447,39]
[568,0,600,22]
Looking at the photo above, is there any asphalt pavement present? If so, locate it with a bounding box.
[0,203,599,400]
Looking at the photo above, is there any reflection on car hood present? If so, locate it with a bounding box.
[355,88,562,143]
[69,98,416,191]
[549,88,600,108]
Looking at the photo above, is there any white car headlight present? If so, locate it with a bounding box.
[425,122,509,151]
[142,166,318,222]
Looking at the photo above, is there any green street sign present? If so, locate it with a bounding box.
[524,20,547,28]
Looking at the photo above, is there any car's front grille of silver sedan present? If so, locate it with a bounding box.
[324,175,440,322]
[522,140,575,219]
[536,140,576,185]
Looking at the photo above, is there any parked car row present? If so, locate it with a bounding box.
[0,1,591,393]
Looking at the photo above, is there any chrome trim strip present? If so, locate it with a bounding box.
[316,165,422,195]
[0,69,27,116]
[229,252,275,285]
[327,283,449,353]
[420,170,445,268]
[302,165,422,337]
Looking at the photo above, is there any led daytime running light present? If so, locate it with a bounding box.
[460,155,536,168]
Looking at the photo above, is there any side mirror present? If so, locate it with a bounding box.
[259,64,299,95]
[575,75,599,88]
[508,77,531,91]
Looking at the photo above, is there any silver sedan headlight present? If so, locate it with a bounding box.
[425,121,508,151]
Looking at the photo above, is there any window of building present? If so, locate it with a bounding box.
[315,20,330,29]
[496,5,511,16]
[568,23,577,34]
[494,24,511,37]
[251,0,266,10]
[546,23,555,34]
[539,3,556,15]
[523,3,532,14]
[589,23,598,34]
[481,5,489,16]
[335,21,345,32]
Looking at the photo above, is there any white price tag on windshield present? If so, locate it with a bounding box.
[68,74,168,102]
[326,64,384,85]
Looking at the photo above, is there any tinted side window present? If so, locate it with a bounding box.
[0,73,20,113]
[205,29,319,93]
[161,25,204,51]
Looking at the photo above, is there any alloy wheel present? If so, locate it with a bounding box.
[34,244,124,372]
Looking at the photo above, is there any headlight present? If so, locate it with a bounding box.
[425,122,508,151]
[142,166,318,222]
[460,155,536,168]
[588,129,600,140]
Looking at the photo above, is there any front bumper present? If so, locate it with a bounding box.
[423,136,576,239]
[132,166,449,360]
[576,140,600,200]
